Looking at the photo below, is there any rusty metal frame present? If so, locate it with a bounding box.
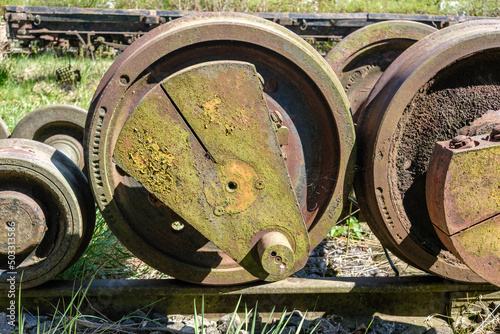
[0,276,497,324]
[3,5,493,50]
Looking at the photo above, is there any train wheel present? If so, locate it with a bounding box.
[355,20,500,282]
[325,21,436,118]
[85,13,355,285]
[0,139,95,289]
[11,104,87,170]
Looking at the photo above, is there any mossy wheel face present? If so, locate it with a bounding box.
[355,20,500,283]
[11,104,88,170]
[0,139,95,289]
[0,117,9,139]
[85,13,355,285]
[325,20,437,118]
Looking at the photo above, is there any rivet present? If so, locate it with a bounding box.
[255,179,265,189]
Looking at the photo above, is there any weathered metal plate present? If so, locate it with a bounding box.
[114,61,309,280]
[325,20,436,117]
[354,20,500,283]
[11,104,87,169]
[427,135,500,286]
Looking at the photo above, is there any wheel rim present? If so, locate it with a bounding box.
[326,20,436,117]
[85,13,355,285]
[0,139,95,288]
[355,20,500,282]
[11,104,87,170]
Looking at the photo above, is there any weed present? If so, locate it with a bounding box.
[56,211,137,280]
[0,53,114,131]
[329,216,364,239]
[0,60,11,87]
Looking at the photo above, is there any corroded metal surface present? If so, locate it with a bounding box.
[85,13,355,285]
[5,5,484,52]
[0,277,497,324]
[0,191,47,263]
[0,139,95,289]
[11,104,87,169]
[427,134,500,286]
[354,20,500,282]
[325,21,436,117]
[0,117,9,139]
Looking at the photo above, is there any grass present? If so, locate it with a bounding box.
[0,51,165,280]
[15,286,320,333]
[57,211,135,280]
[0,52,114,131]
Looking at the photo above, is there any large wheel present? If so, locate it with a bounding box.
[85,13,355,285]
[355,20,500,282]
[11,104,87,170]
[0,139,95,289]
[325,21,436,118]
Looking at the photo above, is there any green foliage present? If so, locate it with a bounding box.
[0,60,11,87]
[0,53,114,131]
[57,211,137,280]
[329,216,364,239]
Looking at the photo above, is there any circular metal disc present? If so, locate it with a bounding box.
[85,13,355,285]
[0,139,95,289]
[0,117,9,139]
[11,104,87,169]
[325,21,436,118]
[355,20,500,283]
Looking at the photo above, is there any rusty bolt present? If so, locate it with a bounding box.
[270,110,283,128]
[255,179,265,190]
[148,193,165,207]
[490,125,500,141]
[214,206,225,216]
[264,78,278,93]
[450,135,474,149]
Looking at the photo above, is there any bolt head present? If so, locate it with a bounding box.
[213,206,225,216]
[255,179,265,189]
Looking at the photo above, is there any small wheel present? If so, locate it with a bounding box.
[11,104,87,170]
[85,13,355,285]
[0,117,10,139]
[0,139,95,289]
[326,21,436,118]
[355,20,500,282]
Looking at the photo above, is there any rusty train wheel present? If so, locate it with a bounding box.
[0,139,95,289]
[85,13,355,285]
[11,104,87,170]
[325,21,436,118]
[0,117,9,139]
[355,20,500,282]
